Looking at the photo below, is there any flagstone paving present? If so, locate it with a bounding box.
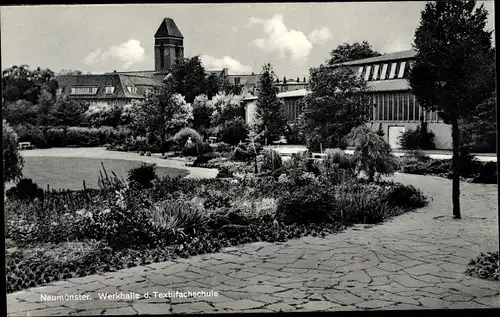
[6,173,499,315]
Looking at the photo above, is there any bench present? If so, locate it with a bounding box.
[18,142,33,150]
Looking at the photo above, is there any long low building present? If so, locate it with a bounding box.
[243,49,452,150]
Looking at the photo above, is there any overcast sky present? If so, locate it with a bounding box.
[1,2,495,79]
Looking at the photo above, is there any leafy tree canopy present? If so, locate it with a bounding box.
[327,41,381,65]
[2,65,58,104]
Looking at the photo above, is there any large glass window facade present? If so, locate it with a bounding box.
[372,65,380,80]
[380,64,388,80]
[388,63,397,79]
[364,65,372,81]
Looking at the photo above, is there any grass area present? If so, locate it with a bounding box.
[18,157,189,190]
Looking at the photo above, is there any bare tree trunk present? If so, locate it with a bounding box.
[451,118,461,219]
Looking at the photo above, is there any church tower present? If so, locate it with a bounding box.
[154,18,184,72]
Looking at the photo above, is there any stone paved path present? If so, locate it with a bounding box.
[6,173,499,315]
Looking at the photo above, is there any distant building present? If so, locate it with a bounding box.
[55,73,161,106]
[243,49,452,150]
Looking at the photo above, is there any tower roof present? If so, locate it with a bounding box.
[155,18,183,38]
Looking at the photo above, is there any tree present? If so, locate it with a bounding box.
[192,94,215,138]
[408,1,495,219]
[171,56,207,103]
[299,65,370,151]
[255,64,287,143]
[52,95,88,127]
[210,92,244,127]
[3,120,24,185]
[347,125,399,182]
[2,65,58,104]
[327,41,382,65]
[461,92,496,153]
[135,76,192,155]
[83,102,122,127]
[35,88,56,126]
[2,100,38,126]
[206,73,222,99]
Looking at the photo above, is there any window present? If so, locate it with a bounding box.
[377,94,382,121]
[402,92,408,121]
[372,65,380,80]
[357,66,364,78]
[408,94,415,121]
[364,65,372,81]
[388,93,394,121]
[56,88,63,95]
[388,62,397,79]
[105,86,115,94]
[70,86,98,95]
[398,61,406,78]
[380,64,388,80]
[127,86,139,94]
[235,77,241,85]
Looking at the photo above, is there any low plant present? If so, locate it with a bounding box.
[127,163,157,189]
[399,122,436,150]
[260,149,283,172]
[6,178,44,202]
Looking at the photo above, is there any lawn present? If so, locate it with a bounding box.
[19,157,189,190]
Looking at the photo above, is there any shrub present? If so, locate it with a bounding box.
[66,127,100,147]
[383,183,428,209]
[193,152,220,166]
[6,178,44,202]
[3,120,24,184]
[231,142,261,162]
[472,161,497,184]
[283,121,304,145]
[276,185,338,225]
[347,125,400,182]
[127,163,157,189]
[172,128,203,148]
[149,199,208,238]
[399,122,436,150]
[260,149,283,172]
[45,128,65,147]
[218,117,249,145]
[14,124,48,148]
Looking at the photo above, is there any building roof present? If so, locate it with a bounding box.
[55,74,162,99]
[155,18,183,38]
[336,49,416,66]
[243,88,310,101]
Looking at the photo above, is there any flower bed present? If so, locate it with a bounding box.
[400,151,497,184]
[465,252,499,281]
[5,162,428,293]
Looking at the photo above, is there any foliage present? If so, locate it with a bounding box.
[2,65,58,104]
[51,95,88,127]
[318,148,356,184]
[466,252,499,281]
[299,65,370,152]
[134,78,191,154]
[14,124,48,148]
[127,163,157,189]
[347,125,400,182]
[327,41,382,65]
[2,100,38,126]
[3,120,24,184]
[255,64,287,143]
[171,56,208,103]
[210,92,244,127]
[6,178,44,202]
[260,149,283,172]
[276,185,337,225]
[461,93,496,153]
[191,94,215,138]
[217,117,249,145]
[376,123,385,138]
[399,122,436,150]
[283,121,305,145]
[83,102,123,127]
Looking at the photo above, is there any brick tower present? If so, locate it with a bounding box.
[154,18,184,72]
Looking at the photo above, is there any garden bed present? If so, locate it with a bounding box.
[399,151,497,184]
[465,252,499,281]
